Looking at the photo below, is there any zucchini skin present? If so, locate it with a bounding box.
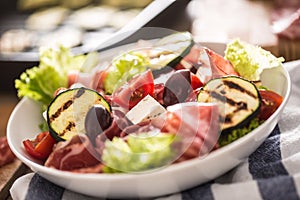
[47,87,111,141]
[197,76,261,135]
[166,40,195,68]
[152,32,195,77]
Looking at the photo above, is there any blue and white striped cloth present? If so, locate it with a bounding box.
[10,60,300,200]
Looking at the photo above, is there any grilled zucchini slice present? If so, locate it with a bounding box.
[153,31,194,67]
[147,32,194,77]
[47,87,111,141]
[197,76,261,134]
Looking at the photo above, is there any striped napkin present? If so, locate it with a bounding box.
[10,60,300,200]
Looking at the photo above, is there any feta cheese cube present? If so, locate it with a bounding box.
[125,95,166,124]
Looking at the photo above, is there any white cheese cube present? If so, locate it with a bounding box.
[125,95,166,124]
[43,110,47,122]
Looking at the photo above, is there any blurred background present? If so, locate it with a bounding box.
[0,0,192,136]
[0,0,300,136]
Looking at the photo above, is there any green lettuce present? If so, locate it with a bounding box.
[15,46,87,108]
[103,52,149,94]
[102,132,177,173]
[225,39,284,81]
[219,117,261,147]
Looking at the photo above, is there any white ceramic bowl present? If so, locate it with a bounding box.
[7,42,291,198]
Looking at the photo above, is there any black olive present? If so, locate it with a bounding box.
[163,69,192,106]
[84,104,112,144]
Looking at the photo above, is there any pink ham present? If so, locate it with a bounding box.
[157,102,220,162]
[45,134,102,172]
[272,8,300,40]
[95,110,132,155]
[0,136,15,167]
[176,45,238,84]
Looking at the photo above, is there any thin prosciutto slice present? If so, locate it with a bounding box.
[95,110,132,155]
[45,134,102,172]
[0,136,15,166]
[154,102,220,162]
[204,47,239,77]
[196,47,239,84]
[176,45,238,84]
[272,8,300,40]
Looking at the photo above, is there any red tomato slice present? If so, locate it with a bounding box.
[258,90,283,121]
[23,132,57,160]
[190,73,203,90]
[112,70,154,109]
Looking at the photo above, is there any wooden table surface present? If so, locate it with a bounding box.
[0,93,30,200]
[0,94,18,138]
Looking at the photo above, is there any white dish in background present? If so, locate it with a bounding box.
[7,42,291,198]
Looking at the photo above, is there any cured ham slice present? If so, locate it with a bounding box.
[272,8,300,40]
[0,136,15,167]
[196,47,238,84]
[204,47,239,77]
[155,102,220,162]
[95,110,131,155]
[45,134,102,172]
[176,45,238,84]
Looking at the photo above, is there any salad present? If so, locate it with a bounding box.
[16,32,284,173]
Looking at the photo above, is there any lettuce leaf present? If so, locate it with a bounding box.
[225,39,284,81]
[103,52,149,94]
[102,132,176,173]
[15,65,66,107]
[218,117,261,147]
[15,46,87,108]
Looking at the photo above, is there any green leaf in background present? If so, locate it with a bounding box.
[39,46,87,75]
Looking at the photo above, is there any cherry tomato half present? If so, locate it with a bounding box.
[112,70,154,109]
[23,131,57,160]
[258,90,283,121]
[190,73,203,90]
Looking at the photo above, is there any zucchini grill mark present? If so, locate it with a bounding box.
[47,87,111,141]
[217,80,256,122]
[59,121,76,137]
[49,100,73,123]
[198,76,260,132]
[49,88,86,135]
[223,80,257,99]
